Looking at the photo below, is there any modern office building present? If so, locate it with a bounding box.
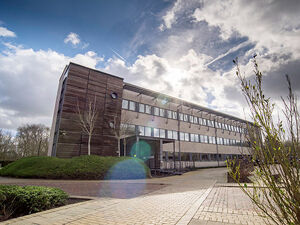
[48,62,252,169]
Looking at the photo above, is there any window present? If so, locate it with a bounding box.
[122,99,128,109]
[203,118,207,126]
[145,127,152,137]
[144,105,151,114]
[154,128,159,137]
[180,132,185,141]
[199,118,203,125]
[202,154,209,161]
[209,136,213,144]
[199,135,204,143]
[189,115,194,123]
[172,111,177,119]
[167,130,173,139]
[204,135,208,143]
[195,134,199,142]
[173,131,178,140]
[194,117,198,124]
[159,108,165,117]
[185,133,189,141]
[129,101,136,111]
[179,113,183,121]
[139,103,145,113]
[222,123,225,129]
[154,107,159,116]
[167,110,172,119]
[207,120,211,127]
[139,126,145,136]
[224,124,228,130]
[190,133,195,142]
[160,129,165,138]
[184,114,188,122]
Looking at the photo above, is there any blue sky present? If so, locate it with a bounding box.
[0,0,299,131]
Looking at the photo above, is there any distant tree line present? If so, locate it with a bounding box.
[0,124,49,161]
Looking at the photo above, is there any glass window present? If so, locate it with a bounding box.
[211,120,215,127]
[154,107,159,116]
[225,124,228,130]
[199,118,203,125]
[185,133,189,141]
[190,133,195,142]
[194,117,198,124]
[129,101,136,111]
[209,136,213,144]
[199,135,203,143]
[122,99,128,109]
[180,132,185,141]
[139,103,145,113]
[172,111,177,119]
[154,128,159,137]
[139,126,145,136]
[145,127,151,137]
[184,114,188,122]
[203,118,207,126]
[145,105,151,114]
[207,120,211,127]
[167,110,172,119]
[160,129,165,138]
[173,131,178,140]
[204,135,208,143]
[167,130,173,139]
[195,134,199,142]
[179,113,183,121]
[189,115,194,123]
[160,108,165,117]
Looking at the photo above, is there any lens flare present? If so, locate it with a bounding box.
[102,158,147,198]
[130,140,152,161]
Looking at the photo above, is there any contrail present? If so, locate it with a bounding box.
[110,48,127,63]
[205,40,252,66]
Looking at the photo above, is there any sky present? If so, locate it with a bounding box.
[0,0,300,132]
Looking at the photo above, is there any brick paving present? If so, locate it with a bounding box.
[0,168,272,225]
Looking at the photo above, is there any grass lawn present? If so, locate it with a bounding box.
[0,155,151,180]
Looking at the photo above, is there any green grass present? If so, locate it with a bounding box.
[0,155,151,180]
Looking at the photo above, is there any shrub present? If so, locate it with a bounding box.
[0,185,68,221]
[0,155,151,180]
[227,158,254,183]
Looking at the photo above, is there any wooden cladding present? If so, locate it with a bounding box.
[55,63,124,158]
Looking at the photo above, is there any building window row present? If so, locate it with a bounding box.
[163,152,248,162]
[122,99,247,133]
[135,125,248,146]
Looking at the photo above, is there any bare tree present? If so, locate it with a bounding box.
[229,56,300,225]
[77,95,99,155]
[110,112,135,156]
[16,124,49,157]
[0,130,17,160]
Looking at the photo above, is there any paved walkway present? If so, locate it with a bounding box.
[0,168,270,225]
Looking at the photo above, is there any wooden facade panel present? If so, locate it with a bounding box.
[55,63,124,158]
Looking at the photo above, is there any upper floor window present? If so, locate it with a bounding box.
[160,129,165,138]
[145,105,151,114]
[154,128,159,137]
[184,114,188,122]
[202,119,207,126]
[190,133,195,142]
[122,99,129,109]
[139,103,145,113]
[195,134,199,142]
[173,131,178,140]
[167,110,172,119]
[154,107,159,116]
[145,127,152,137]
[167,130,173,139]
[172,111,177,120]
[180,132,185,141]
[179,113,184,121]
[129,101,136,111]
[184,133,189,141]
[189,115,194,123]
[194,117,198,124]
[139,126,145,136]
[160,108,165,117]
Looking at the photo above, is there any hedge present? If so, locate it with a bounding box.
[0,185,68,221]
[0,155,151,180]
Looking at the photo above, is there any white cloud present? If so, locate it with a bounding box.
[0,27,16,37]
[64,32,80,46]
[0,43,103,130]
